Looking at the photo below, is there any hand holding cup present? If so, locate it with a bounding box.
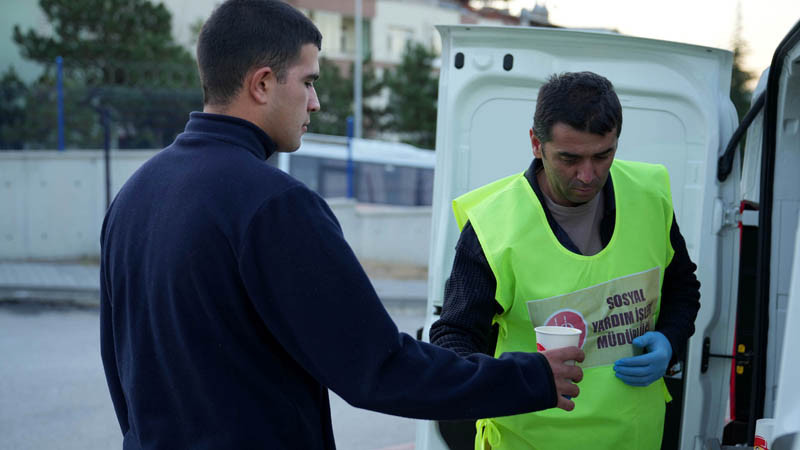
[535,326,585,411]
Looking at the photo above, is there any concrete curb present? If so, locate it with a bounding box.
[0,286,100,308]
[0,262,101,307]
[0,263,428,308]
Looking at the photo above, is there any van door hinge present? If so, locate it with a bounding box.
[713,200,741,234]
[722,204,741,229]
[701,337,753,374]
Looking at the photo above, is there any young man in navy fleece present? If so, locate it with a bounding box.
[99,1,584,448]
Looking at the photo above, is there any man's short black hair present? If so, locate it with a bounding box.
[197,0,322,106]
[532,71,622,143]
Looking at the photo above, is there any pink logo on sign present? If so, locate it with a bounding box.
[544,309,587,348]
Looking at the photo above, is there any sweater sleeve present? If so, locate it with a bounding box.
[430,222,502,356]
[655,214,702,363]
[236,185,557,420]
[99,214,130,435]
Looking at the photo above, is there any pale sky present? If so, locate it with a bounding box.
[502,0,800,87]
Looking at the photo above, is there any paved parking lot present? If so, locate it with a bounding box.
[0,301,425,450]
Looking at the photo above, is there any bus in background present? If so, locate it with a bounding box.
[269,133,436,207]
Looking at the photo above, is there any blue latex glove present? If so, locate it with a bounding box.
[613,331,672,387]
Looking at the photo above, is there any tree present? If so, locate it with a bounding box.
[312,57,383,138]
[0,66,107,150]
[730,3,755,122]
[0,67,28,149]
[382,42,438,149]
[313,58,353,136]
[13,0,195,86]
[10,0,201,149]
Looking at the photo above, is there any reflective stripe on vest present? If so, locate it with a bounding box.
[453,160,675,450]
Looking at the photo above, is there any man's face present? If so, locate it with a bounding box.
[263,43,321,152]
[530,122,618,206]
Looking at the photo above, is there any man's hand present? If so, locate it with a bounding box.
[540,346,585,411]
[613,331,672,387]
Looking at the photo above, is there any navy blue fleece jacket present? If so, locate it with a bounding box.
[100,112,558,449]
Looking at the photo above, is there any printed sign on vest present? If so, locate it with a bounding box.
[526,267,660,368]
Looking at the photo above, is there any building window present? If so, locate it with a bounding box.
[339,17,371,58]
[341,17,353,53]
[388,26,414,60]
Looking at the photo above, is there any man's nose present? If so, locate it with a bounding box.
[309,87,321,112]
[576,161,595,185]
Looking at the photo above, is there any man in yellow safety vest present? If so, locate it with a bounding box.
[431,71,701,450]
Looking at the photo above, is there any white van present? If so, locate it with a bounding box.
[416,22,800,450]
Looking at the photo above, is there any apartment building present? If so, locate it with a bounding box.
[2,0,552,81]
[289,0,553,70]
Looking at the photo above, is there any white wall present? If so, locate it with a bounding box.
[329,199,431,266]
[0,151,431,266]
[0,150,156,260]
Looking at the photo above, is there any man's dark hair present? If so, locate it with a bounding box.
[532,71,622,144]
[197,0,322,106]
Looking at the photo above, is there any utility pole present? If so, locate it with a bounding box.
[354,0,363,138]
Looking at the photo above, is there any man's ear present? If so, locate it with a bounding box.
[247,66,275,105]
[530,128,543,159]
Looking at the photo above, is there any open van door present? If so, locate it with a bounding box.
[416,25,740,450]
[768,23,800,450]
[715,19,800,449]
[771,213,800,450]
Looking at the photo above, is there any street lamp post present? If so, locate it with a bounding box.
[354,0,363,139]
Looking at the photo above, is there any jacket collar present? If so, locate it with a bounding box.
[181,112,278,160]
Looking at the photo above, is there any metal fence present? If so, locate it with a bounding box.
[0,59,202,151]
[1,59,436,207]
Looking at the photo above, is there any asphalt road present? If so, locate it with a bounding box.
[0,301,426,450]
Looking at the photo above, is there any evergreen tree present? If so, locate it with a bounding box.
[313,58,353,136]
[0,67,29,149]
[13,0,195,86]
[730,3,755,122]
[9,0,201,149]
[312,57,383,138]
[382,42,438,149]
[17,81,106,150]
[358,60,384,139]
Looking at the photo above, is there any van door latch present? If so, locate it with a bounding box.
[701,337,753,374]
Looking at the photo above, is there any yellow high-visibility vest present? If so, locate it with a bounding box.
[453,160,675,450]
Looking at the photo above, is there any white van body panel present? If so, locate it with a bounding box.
[740,41,800,424]
[418,25,739,450]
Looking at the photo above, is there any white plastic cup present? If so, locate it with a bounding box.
[535,326,583,401]
[534,326,582,365]
[754,418,774,450]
